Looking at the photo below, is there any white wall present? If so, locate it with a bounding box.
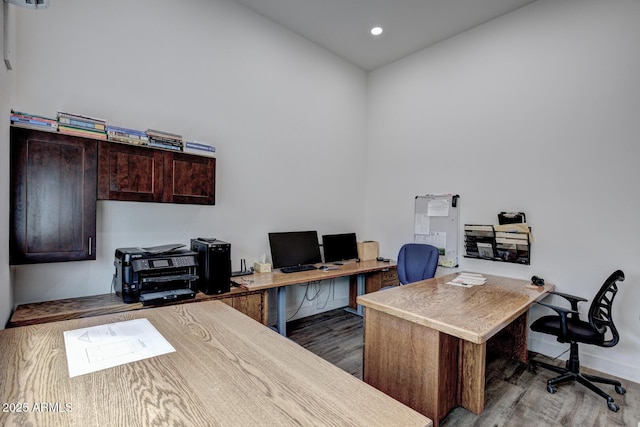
[0,3,15,328]
[366,0,640,382]
[6,0,640,386]
[10,0,367,320]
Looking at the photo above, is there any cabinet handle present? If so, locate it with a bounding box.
[88,237,93,256]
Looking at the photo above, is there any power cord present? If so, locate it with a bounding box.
[315,279,334,310]
[551,347,570,360]
[110,274,116,295]
[287,281,322,321]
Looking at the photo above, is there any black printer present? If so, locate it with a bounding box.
[114,243,199,305]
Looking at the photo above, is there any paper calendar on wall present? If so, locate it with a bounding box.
[414,194,460,268]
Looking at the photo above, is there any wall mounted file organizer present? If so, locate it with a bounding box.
[464,223,531,265]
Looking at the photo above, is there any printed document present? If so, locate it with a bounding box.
[447,272,487,287]
[63,318,175,378]
[427,198,449,217]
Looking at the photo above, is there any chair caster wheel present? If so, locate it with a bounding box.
[607,401,619,412]
[547,384,557,394]
[527,362,537,373]
[615,385,626,395]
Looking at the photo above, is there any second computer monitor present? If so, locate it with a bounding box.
[322,233,358,263]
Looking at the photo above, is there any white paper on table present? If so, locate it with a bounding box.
[63,318,175,378]
[447,273,487,287]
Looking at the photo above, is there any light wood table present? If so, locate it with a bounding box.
[357,273,554,427]
[234,259,396,335]
[0,300,431,427]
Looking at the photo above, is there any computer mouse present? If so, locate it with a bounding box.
[319,265,329,271]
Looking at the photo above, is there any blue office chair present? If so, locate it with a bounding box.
[397,243,439,285]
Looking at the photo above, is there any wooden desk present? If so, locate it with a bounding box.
[357,273,554,426]
[0,301,431,427]
[234,259,397,336]
[7,287,268,328]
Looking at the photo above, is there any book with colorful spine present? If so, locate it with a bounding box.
[146,128,183,151]
[58,124,107,139]
[10,110,58,130]
[183,140,216,157]
[57,111,107,138]
[106,124,149,145]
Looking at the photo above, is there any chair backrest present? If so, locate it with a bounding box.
[397,243,439,285]
[588,270,625,347]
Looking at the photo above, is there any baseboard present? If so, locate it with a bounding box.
[529,334,640,385]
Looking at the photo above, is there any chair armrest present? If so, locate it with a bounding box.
[536,301,579,340]
[548,291,588,312]
[536,301,579,316]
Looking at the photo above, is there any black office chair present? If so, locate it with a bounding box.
[529,270,626,412]
[396,243,439,285]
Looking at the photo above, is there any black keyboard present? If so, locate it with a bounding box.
[280,265,318,274]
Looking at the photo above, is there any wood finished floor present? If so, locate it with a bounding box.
[287,308,640,427]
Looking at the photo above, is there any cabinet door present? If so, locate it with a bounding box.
[163,152,216,205]
[97,140,164,202]
[10,127,97,264]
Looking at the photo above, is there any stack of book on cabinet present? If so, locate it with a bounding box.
[57,111,107,139]
[183,140,216,157]
[146,129,183,151]
[10,110,58,130]
[11,109,216,158]
[106,124,149,145]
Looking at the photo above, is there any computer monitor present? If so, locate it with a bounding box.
[268,231,322,269]
[322,233,358,263]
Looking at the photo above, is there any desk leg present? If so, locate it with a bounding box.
[345,273,366,316]
[276,286,287,336]
[363,308,458,427]
[459,340,486,414]
[356,273,365,316]
[458,313,528,415]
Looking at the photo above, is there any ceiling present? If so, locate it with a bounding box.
[233,0,537,71]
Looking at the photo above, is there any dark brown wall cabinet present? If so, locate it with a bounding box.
[10,127,216,265]
[97,141,216,205]
[10,127,97,264]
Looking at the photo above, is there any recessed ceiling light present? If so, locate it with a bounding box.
[370,26,383,36]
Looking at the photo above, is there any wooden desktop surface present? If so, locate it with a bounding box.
[7,287,266,328]
[357,272,554,344]
[0,300,431,427]
[233,259,396,290]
